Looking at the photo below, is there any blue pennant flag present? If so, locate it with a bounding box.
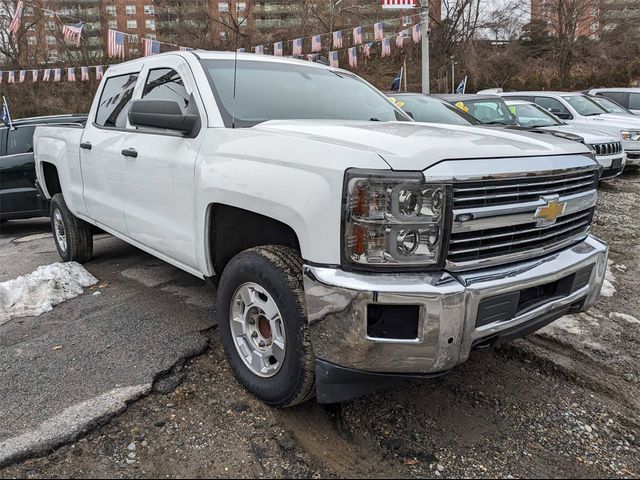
[455,76,468,94]
[2,96,13,129]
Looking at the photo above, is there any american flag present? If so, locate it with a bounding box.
[396,32,404,48]
[237,47,246,52]
[8,71,15,84]
[9,1,24,36]
[68,68,76,82]
[54,68,61,82]
[43,69,51,81]
[333,31,343,49]
[108,29,126,60]
[81,66,89,81]
[144,38,160,56]
[274,42,283,56]
[179,46,193,51]
[381,38,391,58]
[329,51,339,68]
[348,47,358,69]
[32,70,38,82]
[293,38,303,56]
[95,66,104,80]
[254,45,264,54]
[412,23,422,43]
[311,35,321,53]
[63,23,84,47]
[363,42,373,58]
[18,70,26,83]
[353,26,363,46]
[374,22,384,41]
[306,54,317,62]
[381,0,416,9]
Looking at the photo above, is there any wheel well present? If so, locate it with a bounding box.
[42,162,62,198]
[209,204,301,274]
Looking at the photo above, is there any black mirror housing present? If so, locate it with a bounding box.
[129,99,199,134]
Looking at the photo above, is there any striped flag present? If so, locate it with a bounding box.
[293,38,303,56]
[353,26,363,46]
[54,68,61,82]
[237,47,246,53]
[81,66,89,81]
[274,42,283,56]
[412,23,422,43]
[306,54,317,62]
[381,0,416,8]
[374,22,384,41]
[9,1,24,36]
[68,68,76,82]
[381,38,391,58]
[396,32,405,48]
[8,71,15,84]
[108,29,126,60]
[32,70,38,82]
[329,51,339,68]
[179,46,193,51]
[254,45,264,55]
[95,65,104,80]
[348,47,358,69]
[18,70,26,83]
[144,38,160,56]
[363,42,373,58]
[63,23,84,47]
[43,69,51,81]
[333,31,343,49]
[311,35,321,53]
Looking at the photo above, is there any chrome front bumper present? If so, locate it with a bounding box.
[304,235,608,374]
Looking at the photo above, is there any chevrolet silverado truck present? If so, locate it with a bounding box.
[34,52,608,406]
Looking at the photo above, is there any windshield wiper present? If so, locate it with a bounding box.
[585,112,603,116]
[484,121,512,125]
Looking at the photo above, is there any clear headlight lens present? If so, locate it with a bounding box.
[621,130,640,142]
[343,170,449,268]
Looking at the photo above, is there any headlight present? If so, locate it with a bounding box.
[621,130,640,141]
[342,170,450,269]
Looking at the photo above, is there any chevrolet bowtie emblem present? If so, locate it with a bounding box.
[534,197,567,225]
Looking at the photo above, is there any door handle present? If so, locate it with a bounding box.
[80,142,92,150]
[122,148,138,158]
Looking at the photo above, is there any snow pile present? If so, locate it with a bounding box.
[610,312,640,325]
[0,262,98,326]
[601,261,616,298]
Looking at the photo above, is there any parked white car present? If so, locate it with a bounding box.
[504,100,626,179]
[500,92,640,167]
[587,88,640,115]
[33,52,608,406]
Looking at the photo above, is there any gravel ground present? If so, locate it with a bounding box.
[1,173,639,479]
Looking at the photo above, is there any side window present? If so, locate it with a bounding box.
[7,126,36,155]
[534,97,572,118]
[95,73,140,128]
[629,93,640,110]
[142,68,195,115]
[0,127,7,155]
[600,91,627,106]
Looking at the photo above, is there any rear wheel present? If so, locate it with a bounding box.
[217,246,315,408]
[50,194,93,263]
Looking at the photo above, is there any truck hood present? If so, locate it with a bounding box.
[254,120,591,171]
[537,124,619,144]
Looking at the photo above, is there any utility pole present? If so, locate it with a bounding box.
[420,0,430,94]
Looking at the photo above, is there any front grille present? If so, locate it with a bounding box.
[590,141,623,157]
[448,209,594,264]
[453,170,599,209]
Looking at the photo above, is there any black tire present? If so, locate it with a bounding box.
[217,245,315,408]
[50,193,93,263]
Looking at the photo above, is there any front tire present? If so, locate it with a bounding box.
[217,246,315,408]
[50,193,93,263]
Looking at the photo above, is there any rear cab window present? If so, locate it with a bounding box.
[629,93,640,110]
[95,73,140,128]
[7,125,36,155]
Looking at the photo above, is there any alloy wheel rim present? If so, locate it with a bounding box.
[53,209,67,253]
[230,282,286,378]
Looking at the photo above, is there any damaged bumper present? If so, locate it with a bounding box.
[304,235,608,403]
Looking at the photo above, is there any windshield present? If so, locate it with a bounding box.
[453,98,517,125]
[591,96,630,114]
[509,103,563,127]
[391,95,480,126]
[562,95,607,116]
[200,59,410,127]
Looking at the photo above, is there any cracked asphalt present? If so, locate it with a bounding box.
[0,173,639,478]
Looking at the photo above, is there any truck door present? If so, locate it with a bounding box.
[80,71,141,235]
[120,58,205,270]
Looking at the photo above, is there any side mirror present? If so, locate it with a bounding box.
[129,99,199,134]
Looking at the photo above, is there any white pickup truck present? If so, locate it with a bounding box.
[34,52,608,406]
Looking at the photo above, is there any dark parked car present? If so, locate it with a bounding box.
[1,114,87,223]
[387,93,482,125]
[435,94,518,126]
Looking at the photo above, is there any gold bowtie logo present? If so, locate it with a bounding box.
[534,199,567,225]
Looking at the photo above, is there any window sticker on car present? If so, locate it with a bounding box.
[508,105,517,115]
[455,101,469,113]
[388,97,405,108]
